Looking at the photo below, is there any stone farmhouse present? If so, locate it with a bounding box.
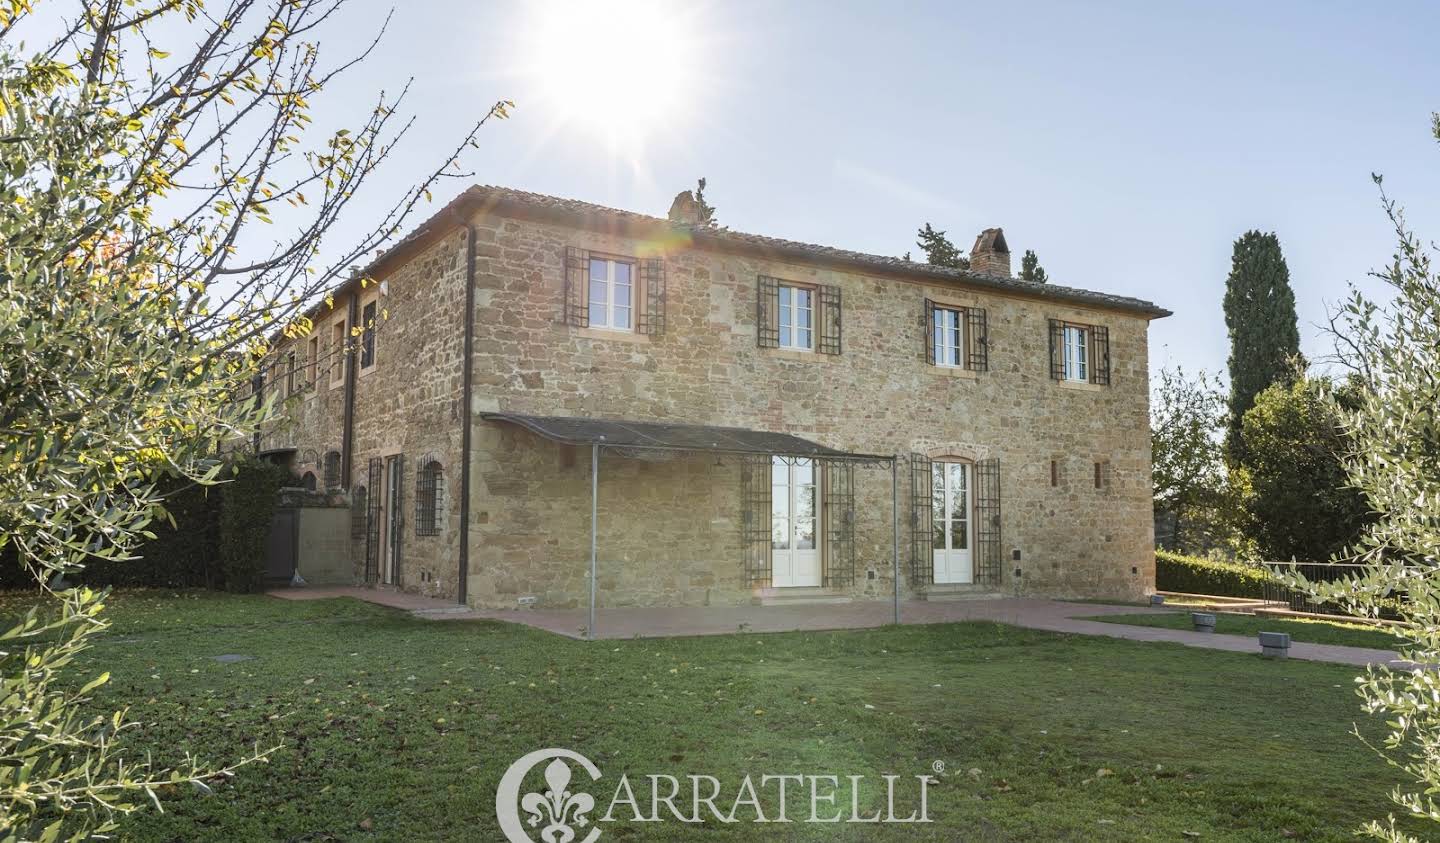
[256,185,1170,611]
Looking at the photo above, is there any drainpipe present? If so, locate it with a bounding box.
[340,291,359,489]
[457,222,478,605]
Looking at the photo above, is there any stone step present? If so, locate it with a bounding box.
[918,584,1003,602]
[758,587,854,607]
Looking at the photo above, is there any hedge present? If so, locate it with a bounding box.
[60,456,287,592]
[1155,550,1275,599]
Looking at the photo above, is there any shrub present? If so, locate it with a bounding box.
[216,458,290,593]
[1155,550,1274,598]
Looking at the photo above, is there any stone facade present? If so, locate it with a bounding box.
[259,186,1166,609]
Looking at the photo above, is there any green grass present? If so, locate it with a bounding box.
[1080,610,1401,650]
[16,590,1425,841]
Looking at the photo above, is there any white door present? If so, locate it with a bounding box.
[771,457,820,587]
[932,461,973,584]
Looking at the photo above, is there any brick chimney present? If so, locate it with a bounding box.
[667,190,701,226]
[970,228,1011,277]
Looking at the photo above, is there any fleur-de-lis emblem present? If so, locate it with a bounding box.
[520,758,596,843]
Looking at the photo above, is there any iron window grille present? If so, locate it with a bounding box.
[323,451,342,491]
[360,300,377,369]
[739,460,773,587]
[351,485,368,540]
[638,257,667,335]
[364,457,382,583]
[822,459,856,587]
[923,300,990,371]
[414,458,443,537]
[908,453,935,587]
[563,247,667,334]
[756,277,842,354]
[974,457,1002,586]
[1049,319,1110,385]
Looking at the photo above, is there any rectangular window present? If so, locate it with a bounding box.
[285,351,297,397]
[932,306,965,368]
[330,319,346,387]
[307,335,319,388]
[778,285,813,351]
[1050,460,1059,487]
[360,300,377,370]
[1063,325,1088,382]
[587,258,634,331]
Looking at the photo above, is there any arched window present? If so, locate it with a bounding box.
[351,486,368,540]
[415,459,443,536]
[323,450,341,490]
[301,471,317,491]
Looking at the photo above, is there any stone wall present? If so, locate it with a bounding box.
[264,205,1159,609]
[462,212,1155,606]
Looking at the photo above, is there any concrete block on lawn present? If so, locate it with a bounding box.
[1191,612,1216,633]
[1259,631,1291,659]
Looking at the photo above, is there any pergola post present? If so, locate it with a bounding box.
[589,443,599,641]
[891,455,900,625]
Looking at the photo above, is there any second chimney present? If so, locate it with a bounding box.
[970,228,1011,277]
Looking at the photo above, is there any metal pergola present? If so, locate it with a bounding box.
[480,413,902,640]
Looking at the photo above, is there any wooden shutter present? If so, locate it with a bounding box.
[1089,326,1111,386]
[563,246,590,327]
[1048,319,1065,380]
[740,461,772,586]
[822,461,856,588]
[974,458,1002,586]
[922,298,936,364]
[966,307,989,371]
[756,276,779,348]
[908,453,934,587]
[817,284,842,355]
[638,257,666,335]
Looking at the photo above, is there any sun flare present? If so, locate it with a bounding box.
[525,1,702,148]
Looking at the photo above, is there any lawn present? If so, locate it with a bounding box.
[1080,610,1401,651]
[8,590,1423,841]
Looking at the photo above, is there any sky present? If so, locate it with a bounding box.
[181,0,1440,381]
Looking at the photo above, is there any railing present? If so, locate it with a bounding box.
[1262,562,1396,619]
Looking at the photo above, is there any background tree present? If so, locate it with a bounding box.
[0,1,508,836]
[1150,366,1237,553]
[1237,375,1370,562]
[1222,230,1302,460]
[914,223,970,269]
[1019,249,1049,283]
[1300,164,1440,843]
[693,177,720,228]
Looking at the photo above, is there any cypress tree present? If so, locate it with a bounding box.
[914,223,969,269]
[1019,249,1048,283]
[1222,230,1301,461]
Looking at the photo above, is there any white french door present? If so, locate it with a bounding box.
[771,457,820,587]
[932,461,973,584]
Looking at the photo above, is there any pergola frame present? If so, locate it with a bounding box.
[480,413,901,640]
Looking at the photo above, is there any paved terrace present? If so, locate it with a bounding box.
[268,587,1407,669]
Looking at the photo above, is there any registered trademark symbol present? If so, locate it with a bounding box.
[932,760,945,775]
